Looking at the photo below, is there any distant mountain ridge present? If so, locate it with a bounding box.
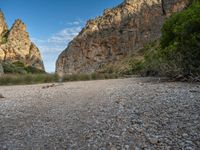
[0,10,44,73]
[56,0,189,76]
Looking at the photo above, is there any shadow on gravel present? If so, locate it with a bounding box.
[136,77,200,84]
[133,77,169,84]
[0,93,4,98]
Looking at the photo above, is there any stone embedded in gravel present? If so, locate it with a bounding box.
[149,137,159,144]
[110,146,117,150]
[42,84,56,89]
[0,93,4,98]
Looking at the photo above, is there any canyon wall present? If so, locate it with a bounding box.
[56,0,188,75]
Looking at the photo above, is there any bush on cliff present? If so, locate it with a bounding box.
[2,61,45,74]
[160,1,200,76]
[135,1,200,80]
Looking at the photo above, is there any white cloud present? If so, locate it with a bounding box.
[32,26,82,53]
[67,19,84,26]
[37,45,64,54]
[48,26,82,44]
[67,21,81,25]
[31,38,46,43]
[31,22,84,72]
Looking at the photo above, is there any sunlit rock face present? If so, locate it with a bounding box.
[0,11,44,71]
[0,10,8,42]
[56,0,189,76]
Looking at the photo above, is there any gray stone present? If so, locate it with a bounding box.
[0,93,4,98]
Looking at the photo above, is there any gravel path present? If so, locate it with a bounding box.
[0,78,200,150]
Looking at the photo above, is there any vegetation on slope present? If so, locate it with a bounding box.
[0,60,119,85]
[1,0,199,85]
[142,1,200,79]
[0,30,9,44]
[101,1,200,81]
[2,61,45,74]
[0,73,119,85]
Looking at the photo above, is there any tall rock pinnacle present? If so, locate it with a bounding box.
[0,10,8,42]
[0,11,44,71]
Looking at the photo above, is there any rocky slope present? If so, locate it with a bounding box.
[0,11,44,71]
[56,0,189,76]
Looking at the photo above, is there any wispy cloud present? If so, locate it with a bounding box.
[31,38,47,43]
[67,21,81,25]
[36,45,65,54]
[32,24,83,53]
[31,20,84,72]
[48,26,82,44]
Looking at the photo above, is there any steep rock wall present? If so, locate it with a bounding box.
[56,0,189,75]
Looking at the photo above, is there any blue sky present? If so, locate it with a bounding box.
[1,0,123,72]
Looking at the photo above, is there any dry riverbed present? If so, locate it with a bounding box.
[0,78,200,149]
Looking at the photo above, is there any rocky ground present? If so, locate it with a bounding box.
[0,78,199,149]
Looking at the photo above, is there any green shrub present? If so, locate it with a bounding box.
[62,73,118,82]
[159,2,200,77]
[0,72,119,85]
[0,30,9,45]
[12,61,25,67]
[91,73,98,80]
[2,61,45,74]
[0,37,7,44]
[135,1,200,79]
[25,66,45,74]
[0,74,59,85]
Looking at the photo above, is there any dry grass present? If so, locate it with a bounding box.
[0,73,119,86]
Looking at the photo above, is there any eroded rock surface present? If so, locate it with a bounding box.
[56,0,188,75]
[0,11,44,71]
[0,10,8,43]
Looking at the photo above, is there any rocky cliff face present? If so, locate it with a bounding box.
[0,10,8,44]
[56,0,189,76]
[0,11,44,71]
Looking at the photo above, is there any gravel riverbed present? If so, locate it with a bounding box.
[0,78,200,149]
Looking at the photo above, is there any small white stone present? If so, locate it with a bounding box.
[125,145,129,149]
[111,146,117,150]
[190,95,194,99]
[149,137,159,144]
[182,133,188,137]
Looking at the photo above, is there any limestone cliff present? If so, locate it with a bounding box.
[0,11,44,71]
[56,0,189,76]
[0,10,8,44]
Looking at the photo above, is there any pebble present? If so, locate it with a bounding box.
[149,137,159,144]
[0,78,199,149]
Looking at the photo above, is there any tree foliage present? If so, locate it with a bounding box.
[160,1,200,76]
[2,61,45,74]
[138,1,200,79]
